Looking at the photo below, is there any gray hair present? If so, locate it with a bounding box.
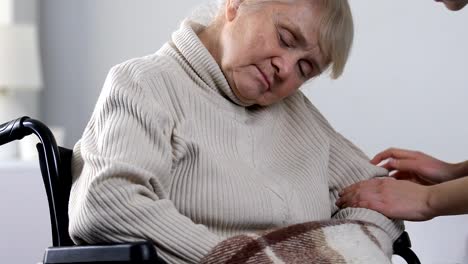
[188,0,225,26]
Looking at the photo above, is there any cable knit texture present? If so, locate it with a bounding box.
[68,20,404,264]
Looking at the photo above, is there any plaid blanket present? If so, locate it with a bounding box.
[200,220,393,264]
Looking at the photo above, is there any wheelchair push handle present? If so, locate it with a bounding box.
[0,116,32,146]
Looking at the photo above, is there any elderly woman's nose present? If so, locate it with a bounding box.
[271,54,296,80]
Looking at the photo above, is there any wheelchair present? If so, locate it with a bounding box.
[0,116,421,264]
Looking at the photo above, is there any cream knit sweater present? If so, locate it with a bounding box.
[69,21,404,264]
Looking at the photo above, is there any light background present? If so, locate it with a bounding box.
[1,0,467,263]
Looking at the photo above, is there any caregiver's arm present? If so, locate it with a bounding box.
[428,176,468,216]
[337,175,468,221]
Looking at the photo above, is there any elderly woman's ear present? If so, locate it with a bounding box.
[225,0,244,21]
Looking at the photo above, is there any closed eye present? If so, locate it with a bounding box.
[279,35,288,47]
[299,60,313,78]
[278,28,295,48]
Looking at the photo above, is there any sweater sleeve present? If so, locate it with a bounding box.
[68,63,221,264]
[298,93,403,255]
[327,131,404,251]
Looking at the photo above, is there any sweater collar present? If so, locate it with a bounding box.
[167,20,252,107]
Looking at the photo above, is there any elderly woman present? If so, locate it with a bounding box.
[69,0,403,263]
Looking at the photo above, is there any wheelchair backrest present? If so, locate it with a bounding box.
[37,144,75,246]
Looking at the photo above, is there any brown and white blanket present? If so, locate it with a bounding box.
[200,220,393,264]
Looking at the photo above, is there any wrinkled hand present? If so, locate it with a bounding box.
[371,148,456,185]
[336,178,434,221]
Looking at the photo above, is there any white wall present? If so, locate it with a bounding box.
[6,0,464,263]
[0,163,50,264]
[39,0,202,147]
[0,0,41,122]
[302,1,468,263]
[2,1,203,263]
[0,0,13,24]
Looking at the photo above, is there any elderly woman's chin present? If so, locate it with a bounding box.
[228,69,272,105]
[232,83,267,106]
[234,86,276,106]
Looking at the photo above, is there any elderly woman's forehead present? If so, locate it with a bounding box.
[243,0,319,8]
[274,5,322,38]
[255,0,322,18]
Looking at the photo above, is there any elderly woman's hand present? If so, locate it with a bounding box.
[336,177,435,221]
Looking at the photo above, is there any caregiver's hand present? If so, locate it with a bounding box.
[370,148,461,185]
[336,177,434,221]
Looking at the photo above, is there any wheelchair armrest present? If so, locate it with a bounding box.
[43,241,166,264]
[393,232,421,264]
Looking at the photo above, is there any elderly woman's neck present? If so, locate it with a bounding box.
[198,22,223,66]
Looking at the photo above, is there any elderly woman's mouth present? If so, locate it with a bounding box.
[255,65,271,91]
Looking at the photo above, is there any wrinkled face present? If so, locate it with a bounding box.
[435,0,468,10]
[219,0,328,106]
